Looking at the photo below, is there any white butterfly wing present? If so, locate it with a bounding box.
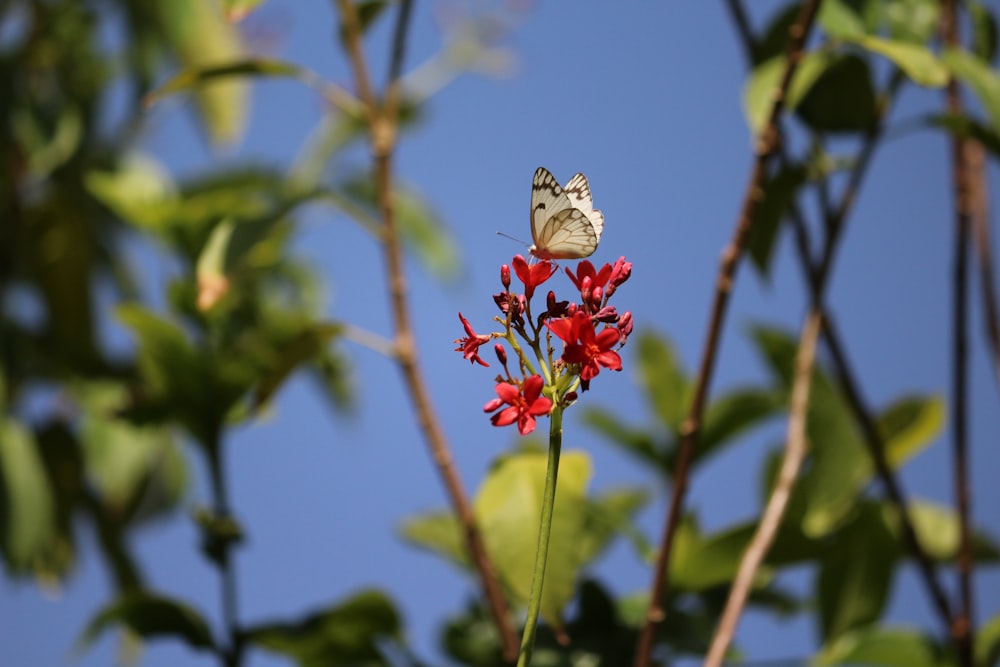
[529,166,602,260]
[564,172,605,243]
[532,208,598,260]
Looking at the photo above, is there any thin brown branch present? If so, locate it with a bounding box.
[334,1,519,659]
[633,3,824,665]
[941,1,976,663]
[968,139,1000,388]
[702,311,822,667]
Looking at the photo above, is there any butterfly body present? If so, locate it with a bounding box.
[529,167,604,260]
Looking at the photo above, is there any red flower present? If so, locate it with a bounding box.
[512,254,556,300]
[455,312,491,366]
[547,310,622,382]
[605,257,633,298]
[483,375,553,435]
[566,260,612,292]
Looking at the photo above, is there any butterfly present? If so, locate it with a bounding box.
[528,166,605,260]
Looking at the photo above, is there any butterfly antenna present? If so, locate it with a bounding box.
[496,231,529,247]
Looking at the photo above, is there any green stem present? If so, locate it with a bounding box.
[517,405,564,667]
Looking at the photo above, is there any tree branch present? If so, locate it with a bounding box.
[940,2,975,663]
[632,3,824,665]
[334,1,519,659]
[702,311,821,667]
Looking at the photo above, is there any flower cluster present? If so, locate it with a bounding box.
[454,255,633,435]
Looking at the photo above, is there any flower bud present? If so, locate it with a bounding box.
[606,257,633,298]
[501,264,511,289]
[618,310,633,341]
[591,285,603,309]
[593,305,618,323]
[494,344,508,366]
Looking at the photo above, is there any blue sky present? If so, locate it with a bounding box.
[4,1,1000,666]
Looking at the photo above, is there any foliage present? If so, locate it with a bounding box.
[2,1,999,667]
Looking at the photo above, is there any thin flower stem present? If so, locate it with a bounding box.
[702,310,821,667]
[517,405,564,667]
[941,2,976,662]
[206,431,242,667]
[334,1,519,659]
[633,3,823,665]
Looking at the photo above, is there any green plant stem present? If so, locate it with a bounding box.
[517,405,564,667]
[207,436,241,667]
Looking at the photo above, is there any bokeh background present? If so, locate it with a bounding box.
[3,1,999,665]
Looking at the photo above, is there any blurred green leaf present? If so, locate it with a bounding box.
[635,331,689,433]
[854,36,947,87]
[672,521,763,592]
[223,0,268,22]
[969,2,999,62]
[978,612,1000,667]
[927,113,1000,160]
[252,322,344,408]
[743,51,830,135]
[154,0,249,145]
[876,0,940,44]
[475,450,592,627]
[696,386,783,468]
[815,625,941,667]
[796,53,878,133]
[580,407,661,471]
[877,395,943,467]
[820,0,867,39]
[340,175,462,280]
[0,418,55,571]
[244,589,401,667]
[86,153,179,232]
[816,503,896,642]
[576,487,651,565]
[942,48,1000,131]
[76,382,186,521]
[442,603,506,667]
[749,163,809,278]
[397,511,467,567]
[338,1,391,45]
[78,591,215,652]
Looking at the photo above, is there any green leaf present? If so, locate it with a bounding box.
[0,418,55,570]
[337,1,391,45]
[86,153,179,232]
[223,0,267,22]
[942,48,1000,130]
[927,113,1000,160]
[635,331,689,432]
[78,591,215,652]
[339,175,462,280]
[580,407,661,471]
[796,53,878,133]
[245,590,401,667]
[251,322,344,409]
[696,386,783,468]
[397,511,467,567]
[977,612,1000,667]
[878,0,940,44]
[76,382,187,520]
[969,2,999,62]
[576,487,652,565]
[672,521,762,592]
[816,504,897,642]
[474,450,592,627]
[154,0,249,145]
[877,395,944,467]
[820,0,867,39]
[748,163,809,278]
[854,36,948,87]
[743,51,830,135]
[815,625,941,667]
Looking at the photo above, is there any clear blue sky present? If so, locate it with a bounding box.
[4,1,999,666]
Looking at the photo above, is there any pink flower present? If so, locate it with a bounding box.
[454,312,490,366]
[483,375,553,435]
[547,310,622,382]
